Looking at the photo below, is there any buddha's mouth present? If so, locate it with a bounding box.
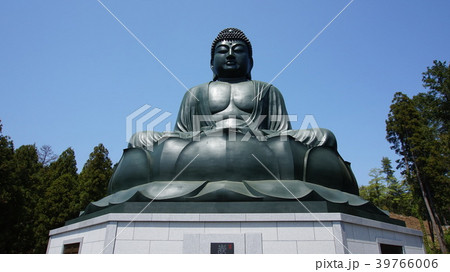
[226,61,236,65]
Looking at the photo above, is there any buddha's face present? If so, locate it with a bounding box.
[212,40,253,80]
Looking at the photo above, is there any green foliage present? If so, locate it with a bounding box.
[385,60,450,253]
[422,60,450,134]
[0,138,51,253]
[0,123,102,253]
[0,136,116,253]
[381,157,394,180]
[0,121,16,253]
[33,148,80,253]
[381,157,413,215]
[360,168,387,209]
[11,145,43,253]
[359,158,413,215]
[445,228,450,252]
[77,143,113,211]
[386,69,449,221]
[420,218,440,254]
[0,121,15,205]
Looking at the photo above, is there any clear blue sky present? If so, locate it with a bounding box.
[1,0,449,186]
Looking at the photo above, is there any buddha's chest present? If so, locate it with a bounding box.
[208,81,254,115]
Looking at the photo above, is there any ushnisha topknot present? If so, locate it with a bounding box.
[211,28,253,60]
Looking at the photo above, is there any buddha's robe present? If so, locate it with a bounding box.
[119,80,358,196]
[129,80,336,149]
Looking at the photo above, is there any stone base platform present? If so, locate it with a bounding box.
[47,211,424,254]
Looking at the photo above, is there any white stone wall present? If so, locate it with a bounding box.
[47,213,424,254]
[47,223,108,254]
[343,222,424,254]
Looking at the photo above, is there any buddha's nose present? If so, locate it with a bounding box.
[227,49,235,58]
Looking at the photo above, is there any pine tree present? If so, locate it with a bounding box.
[380,157,412,215]
[11,145,43,253]
[422,60,450,134]
[34,148,79,253]
[381,157,394,180]
[77,143,113,212]
[0,121,14,199]
[386,60,449,253]
[365,168,388,209]
[359,157,413,216]
[0,121,15,253]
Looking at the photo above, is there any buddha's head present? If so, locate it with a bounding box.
[211,28,253,81]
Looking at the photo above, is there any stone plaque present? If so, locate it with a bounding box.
[210,243,234,254]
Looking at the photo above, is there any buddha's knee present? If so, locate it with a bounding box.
[292,128,337,149]
[304,147,358,194]
[317,128,337,149]
[108,147,152,193]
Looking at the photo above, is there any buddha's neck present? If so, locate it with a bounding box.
[216,77,249,83]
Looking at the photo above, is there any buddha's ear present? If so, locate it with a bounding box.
[210,62,218,81]
[248,57,254,73]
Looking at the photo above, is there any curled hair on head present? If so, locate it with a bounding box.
[211,28,253,80]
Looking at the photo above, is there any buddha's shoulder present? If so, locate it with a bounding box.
[251,80,282,94]
[180,82,209,101]
[186,82,210,94]
[251,80,270,86]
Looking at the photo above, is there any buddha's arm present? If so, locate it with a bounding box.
[175,89,196,132]
[266,85,292,131]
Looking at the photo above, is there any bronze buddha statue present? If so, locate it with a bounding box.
[102,28,360,205]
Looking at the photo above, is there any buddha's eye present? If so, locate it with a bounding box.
[216,45,229,54]
[233,45,246,53]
